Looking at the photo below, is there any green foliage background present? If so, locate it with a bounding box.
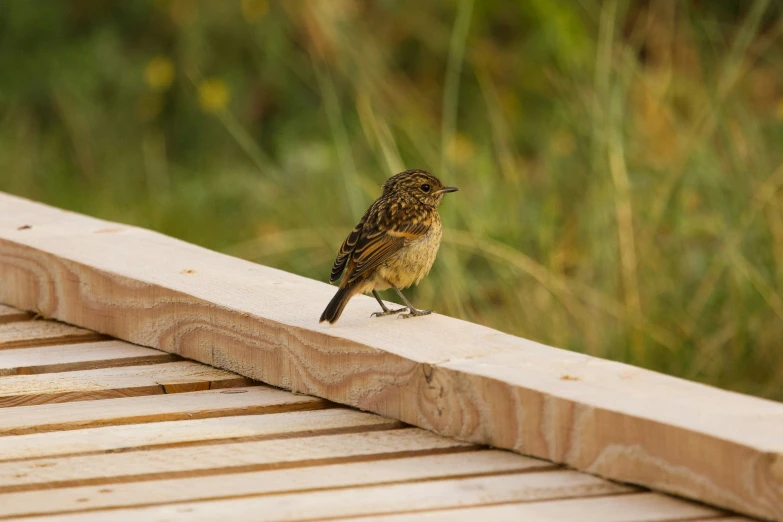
[2,0,782,399]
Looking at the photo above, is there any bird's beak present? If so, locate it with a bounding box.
[435,186,459,195]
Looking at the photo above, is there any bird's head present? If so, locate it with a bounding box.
[382,169,458,207]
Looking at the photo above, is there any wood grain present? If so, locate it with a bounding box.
[0,428,472,492]
[0,361,252,408]
[0,450,550,518]
[346,493,724,522]
[0,409,400,461]
[0,304,30,324]
[0,340,176,376]
[686,519,757,522]
[0,470,636,522]
[0,192,780,520]
[0,386,326,435]
[0,320,103,349]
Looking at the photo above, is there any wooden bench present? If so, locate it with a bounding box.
[0,191,780,521]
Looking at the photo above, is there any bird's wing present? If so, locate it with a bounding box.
[329,208,371,284]
[346,215,430,284]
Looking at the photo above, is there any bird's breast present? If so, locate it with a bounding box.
[379,220,443,289]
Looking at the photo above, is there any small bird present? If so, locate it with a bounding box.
[320,169,458,324]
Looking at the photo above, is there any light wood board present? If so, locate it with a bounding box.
[0,306,739,521]
[687,519,757,522]
[347,493,724,522]
[0,304,31,324]
[0,340,176,376]
[0,428,471,492]
[0,361,252,407]
[1,470,638,522]
[0,385,326,435]
[0,191,779,520]
[0,409,400,461]
[0,450,550,518]
[0,320,103,349]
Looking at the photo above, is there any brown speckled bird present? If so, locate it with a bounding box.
[320,169,458,324]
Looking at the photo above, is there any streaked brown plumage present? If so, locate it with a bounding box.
[320,169,458,324]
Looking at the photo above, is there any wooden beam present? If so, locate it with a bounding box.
[0,192,780,521]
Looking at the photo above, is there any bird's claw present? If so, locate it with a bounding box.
[400,309,433,319]
[371,308,408,318]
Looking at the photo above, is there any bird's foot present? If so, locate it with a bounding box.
[371,307,408,318]
[400,308,433,319]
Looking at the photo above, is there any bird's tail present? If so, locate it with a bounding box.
[320,283,356,324]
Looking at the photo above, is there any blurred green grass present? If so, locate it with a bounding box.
[1,0,782,400]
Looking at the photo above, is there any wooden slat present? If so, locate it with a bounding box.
[0,340,176,376]
[0,192,780,521]
[0,386,326,435]
[346,493,724,522]
[0,450,551,518]
[0,304,30,324]
[687,519,757,522]
[0,428,471,493]
[0,471,637,522]
[0,320,102,349]
[0,361,251,408]
[0,409,400,461]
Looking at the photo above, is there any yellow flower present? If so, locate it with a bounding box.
[144,57,175,91]
[198,78,230,113]
[241,0,268,23]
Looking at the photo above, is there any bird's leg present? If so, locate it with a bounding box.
[370,290,407,317]
[392,285,432,318]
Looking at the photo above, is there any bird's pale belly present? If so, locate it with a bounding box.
[374,224,443,290]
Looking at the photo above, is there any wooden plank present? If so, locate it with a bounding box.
[0,320,103,349]
[0,450,552,518]
[0,340,177,376]
[0,192,780,521]
[686,519,757,522]
[0,304,31,324]
[0,471,636,522]
[0,386,326,435]
[0,361,252,408]
[346,493,724,522]
[0,428,471,492]
[0,409,400,461]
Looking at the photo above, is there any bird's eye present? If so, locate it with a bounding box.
[420,184,431,193]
